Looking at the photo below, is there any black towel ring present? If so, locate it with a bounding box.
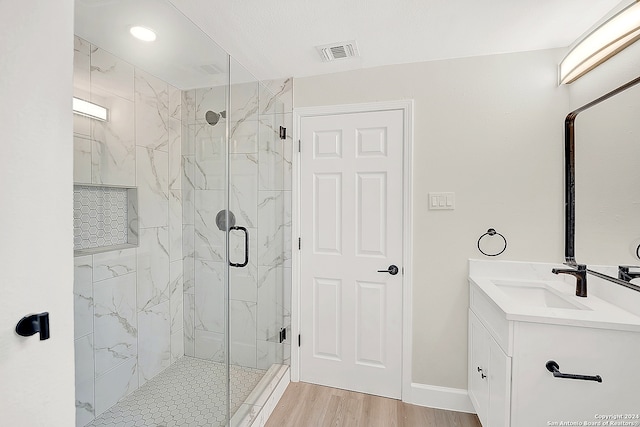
[636,243,640,260]
[477,228,507,257]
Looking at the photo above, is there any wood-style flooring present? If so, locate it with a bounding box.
[265,382,482,427]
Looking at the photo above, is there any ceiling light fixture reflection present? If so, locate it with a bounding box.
[559,2,640,84]
[129,26,157,42]
[73,97,108,121]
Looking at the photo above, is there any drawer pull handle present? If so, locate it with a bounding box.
[545,360,602,383]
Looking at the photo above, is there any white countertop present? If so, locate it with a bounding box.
[470,270,640,333]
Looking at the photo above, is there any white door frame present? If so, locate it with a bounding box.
[291,100,414,400]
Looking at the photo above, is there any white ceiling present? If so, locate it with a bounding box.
[75,0,626,86]
[169,0,625,81]
[75,0,230,89]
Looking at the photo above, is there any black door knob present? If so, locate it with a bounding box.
[377,265,399,275]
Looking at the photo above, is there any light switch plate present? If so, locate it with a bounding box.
[428,192,455,210]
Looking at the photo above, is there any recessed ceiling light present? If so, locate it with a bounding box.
[129,26,156,42]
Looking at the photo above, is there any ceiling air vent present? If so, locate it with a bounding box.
[316,41,360,62]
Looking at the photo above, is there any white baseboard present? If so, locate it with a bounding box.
[405,382,475,414]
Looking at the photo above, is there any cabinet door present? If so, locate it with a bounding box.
[488,336,511,427]
[469,311,489,425]
[511,322,640,427]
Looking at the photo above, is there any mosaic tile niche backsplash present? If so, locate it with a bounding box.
[74,186,127,250]
[73,185,138,252]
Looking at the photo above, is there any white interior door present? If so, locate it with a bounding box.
[0,1,75,424]
[299,109,404,399]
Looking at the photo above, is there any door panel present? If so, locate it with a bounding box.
[355,280,386,367]
[356,172,387,256]
[356,127,387,157]
[300,109,404,399]
[313,130,342,158]
[313,173,342,254]
[312,277,342,361]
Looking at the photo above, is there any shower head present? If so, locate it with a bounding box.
[205,110,226,126]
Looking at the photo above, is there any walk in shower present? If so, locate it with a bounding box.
[72,1,291,426]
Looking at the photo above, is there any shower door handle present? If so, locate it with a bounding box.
[229,226,249,268]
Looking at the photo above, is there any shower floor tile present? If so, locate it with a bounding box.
[87,356,266,427]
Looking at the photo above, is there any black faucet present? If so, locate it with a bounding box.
[552,264,587,297]
[618,266,640,282]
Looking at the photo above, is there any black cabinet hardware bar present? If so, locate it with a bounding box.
[546,360,602,383]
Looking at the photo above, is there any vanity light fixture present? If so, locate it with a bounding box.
[559,1,640,84]
[72,97,108,121]
[129,26,157,42]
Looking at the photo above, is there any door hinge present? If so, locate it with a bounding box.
[298,237,301,250]
[279,126,287,140]
[298,334,301,347]
[298,139,301,153]
[279,327,287,343]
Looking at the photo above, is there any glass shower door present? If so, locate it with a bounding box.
[226,59,288,423]
[181,51,232,426]
[182,38,289,427]
[74,1,291,426]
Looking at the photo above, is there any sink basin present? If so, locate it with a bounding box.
[491,280,591,310]
[469,260,640,332]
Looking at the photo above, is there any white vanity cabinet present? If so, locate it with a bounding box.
[469,280,640,427]
[510,322,640,425]
[468,311,511,427]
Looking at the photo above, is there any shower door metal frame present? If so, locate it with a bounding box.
[223,54,232,425]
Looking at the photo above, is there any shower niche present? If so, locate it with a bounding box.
[73,184,138,255]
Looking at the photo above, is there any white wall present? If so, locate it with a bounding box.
[295,48,570,389]
[0,1,76,425]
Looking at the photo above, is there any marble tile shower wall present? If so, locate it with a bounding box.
[182,78,293,371]
[73,36,183,427]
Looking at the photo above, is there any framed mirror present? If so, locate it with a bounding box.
[564,75,640,290]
